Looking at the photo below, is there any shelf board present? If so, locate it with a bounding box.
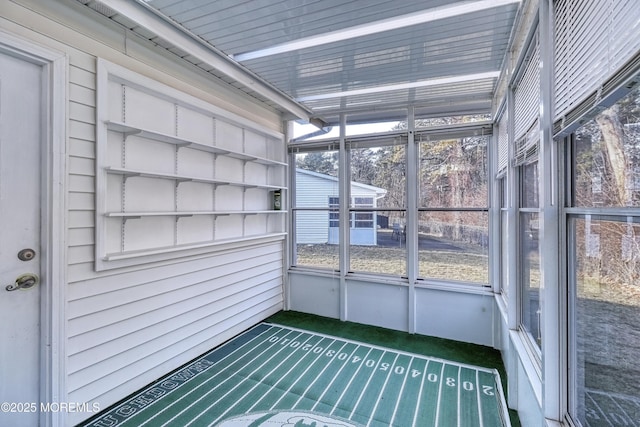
[105,167,286,190]
[102,232,287,261]
[105,121,190,146]
[105,210,287,218]
[105,120,286,166]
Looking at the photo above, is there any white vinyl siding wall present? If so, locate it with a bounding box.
[294,169,383,245]
[1,3,285,425]
[66,243,283,411]
[294,170,337,244]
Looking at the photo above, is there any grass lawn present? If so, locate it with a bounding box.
[297,232,489,284]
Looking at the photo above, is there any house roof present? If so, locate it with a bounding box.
[296,168,387,197]
[77,0,522,127]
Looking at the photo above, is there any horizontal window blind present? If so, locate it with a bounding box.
[497,109,509,175]
[554,0,640,122]
[513,33,540,167]
[513,123,539,166]
[513,34,540,141]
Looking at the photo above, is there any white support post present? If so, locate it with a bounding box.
[285,120,294,311]
[406,107,418,334]
[339,113,349,321]
[506,87,519,332]
[539,0,563,422]
[489,120,501,296]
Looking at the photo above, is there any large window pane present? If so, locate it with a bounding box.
[501,210,509,298]
[572,217,640,426]
[500,178,509,300]
[350,210,407,276]
[520,160,541,351]
[293,150,339,270]
[418,135,488,285]
[414,114,491,130]
[573,89,640,208]
[351,144,406,210]
[419,136,488,208]
[522,161,539,208]
[417,211,488,283]
[348,145,406,276]
[521,211,541,348]
[293,210,339,270]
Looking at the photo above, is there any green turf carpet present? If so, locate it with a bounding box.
[80,323,511,427]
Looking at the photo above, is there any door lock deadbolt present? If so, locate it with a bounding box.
[17,248,36,261]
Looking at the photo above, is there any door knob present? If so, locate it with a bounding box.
[5,274,39,291]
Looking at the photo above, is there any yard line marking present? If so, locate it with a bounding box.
[106,324,278,427]
[433,362,446,427]
[247,335,324,413]
[292,341,351,409]
[586,392,614,427]
[268,338,339,410]
[157,329,302,427]
[476,370,484,427]
[138,327,291,427]
[310,344,361,412]
[611,394,639,427]
[634,396,640,410]
[389,356,414,426]
[587,390,639,427]
[85,324,512,427]
[265,323,497,373]
[205,332,319,426]
[495,370,511,427]
[186,331,308,427]
[366,353,401,427]
[608,393,639,427]
[347,350,387,421]
[330,347,375,417]
[457,365,461,427]
[411,359,430,427]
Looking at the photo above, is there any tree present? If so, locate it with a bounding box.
[350,148,376,185]
[595,104,630,206]
[296,151,338,176]
[371,145,406,210]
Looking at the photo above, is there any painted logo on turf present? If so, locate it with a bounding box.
[217,410,363,427]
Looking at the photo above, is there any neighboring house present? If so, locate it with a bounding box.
[295,168,387,245]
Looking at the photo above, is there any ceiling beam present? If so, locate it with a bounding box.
[95,0,314,121]
[295,71,500,102]
[233,0,521,61]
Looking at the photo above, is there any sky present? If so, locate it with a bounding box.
[292,121,401,140]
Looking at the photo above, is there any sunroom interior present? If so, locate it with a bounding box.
[2,0,640,426]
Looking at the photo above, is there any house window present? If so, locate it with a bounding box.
[568,87,640,426]
[328,197,374,229]
[353,197,374,228]
[329,196,339,228]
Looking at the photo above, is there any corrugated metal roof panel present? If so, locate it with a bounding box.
[79,0,522,123]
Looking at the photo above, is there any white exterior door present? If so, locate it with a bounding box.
[0,49,44,427]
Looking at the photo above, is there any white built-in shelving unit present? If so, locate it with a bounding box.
[96,60,287,269]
